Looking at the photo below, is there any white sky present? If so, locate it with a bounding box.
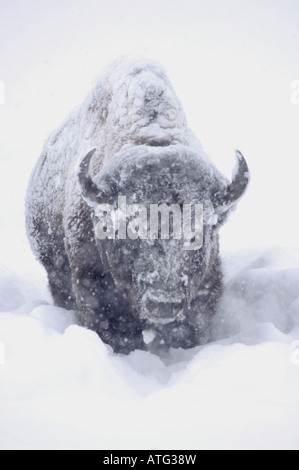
[0,0,299,257]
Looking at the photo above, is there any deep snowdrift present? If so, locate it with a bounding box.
[1,246,299,450]
[1,0,299,451]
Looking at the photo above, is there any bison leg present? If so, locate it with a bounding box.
[66,240,145,354]
[43,248,76,310]
[31,222,76,309]
[27,214,75,309]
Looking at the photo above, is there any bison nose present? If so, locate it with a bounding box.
[145,298,185,324]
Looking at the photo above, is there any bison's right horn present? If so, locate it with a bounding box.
[77,148,102,206]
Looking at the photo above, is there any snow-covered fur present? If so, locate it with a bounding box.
[26,56,249,354]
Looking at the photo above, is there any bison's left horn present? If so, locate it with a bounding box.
[77,148,102,206]
[212,150,250,213]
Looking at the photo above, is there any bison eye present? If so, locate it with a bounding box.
[157,245,165,255]
[150,240,165,255]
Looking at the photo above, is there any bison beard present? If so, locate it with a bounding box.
[25,56,249,355]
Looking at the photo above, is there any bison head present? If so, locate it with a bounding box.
[77,145,249,347]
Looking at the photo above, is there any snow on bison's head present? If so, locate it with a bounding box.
[77,143,249,349]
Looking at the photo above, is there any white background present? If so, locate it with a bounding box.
[1,0,299,259]
[1,0,299,450]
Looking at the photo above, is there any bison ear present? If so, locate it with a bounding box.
[212,150,249,217]
[77,148,104,207]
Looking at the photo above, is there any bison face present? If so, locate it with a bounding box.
[77,145,249,331]
[99,232,217,326]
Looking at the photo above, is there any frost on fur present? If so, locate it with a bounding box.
[26,56,249,354]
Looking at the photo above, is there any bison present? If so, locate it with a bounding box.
[26,56,249,354]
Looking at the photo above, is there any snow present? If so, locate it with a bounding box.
[1,247,299,450]
[1,0,299,451]
[142,329,156,344]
